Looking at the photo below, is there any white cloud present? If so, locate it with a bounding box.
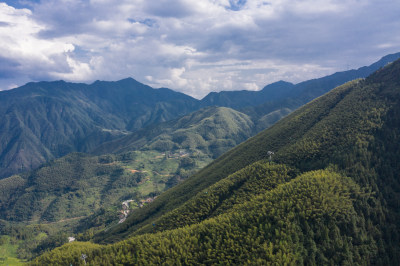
[51,56,92,81]
[0,0,399,97]
[0,3,77,83]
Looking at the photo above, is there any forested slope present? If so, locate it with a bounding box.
[79,58,400,264]
[0,105,256,260]
[93,106,255,159]
[5,55,400,264]
[95,78,362,242]
[31,166,375,265]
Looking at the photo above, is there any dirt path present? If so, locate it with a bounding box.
[46,216,86,224]
[152,171,172,177]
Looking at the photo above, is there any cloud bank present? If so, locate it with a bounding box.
[0,0,399,98]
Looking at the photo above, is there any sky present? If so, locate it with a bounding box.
[0,0,399,99]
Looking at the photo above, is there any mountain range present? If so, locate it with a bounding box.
[1,52,400,264]
[1,52,399,179]
[0,106,256,225]
[28,55,400,264]
[0,79,198,178]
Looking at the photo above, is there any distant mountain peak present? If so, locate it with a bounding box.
[91,77,142,86]
[260,80,294,92]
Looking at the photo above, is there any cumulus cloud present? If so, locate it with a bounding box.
[0,3,77,88]
[0,0,399,98]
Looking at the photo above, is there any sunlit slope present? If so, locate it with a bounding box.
[95,59,400,265]
[93,106,255,159]
[31,167,375,265]
[96,78,360,242]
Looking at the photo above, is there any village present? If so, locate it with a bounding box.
[118,197,157,224]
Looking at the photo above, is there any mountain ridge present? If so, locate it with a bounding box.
[93,57,400,264]
[0,78,200,178]
[1,52,400,179]
[200,52,400,109]
[30,57,400,264]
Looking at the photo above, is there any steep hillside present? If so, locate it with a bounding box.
[93,106,254,159]
[83,58,400,264]
[94,78,364,242]
[0,78,199,178]
[32,165,375,265]
[0,148,216,260]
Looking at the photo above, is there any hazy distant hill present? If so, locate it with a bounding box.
[201,52,400,110]
[200,80,295,109]
[44,58,400,265]
[0,78,199,178]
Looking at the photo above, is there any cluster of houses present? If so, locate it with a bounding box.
[163,150,190,159]
[139,197,155,208]
[118,197,157,223]
[118,200,135,224]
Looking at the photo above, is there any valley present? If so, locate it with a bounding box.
[0,53,400,264]
[0,0,399,264]
[31,57,400,264]
[0,148,212,260]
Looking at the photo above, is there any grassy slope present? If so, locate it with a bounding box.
[0,236,26,265]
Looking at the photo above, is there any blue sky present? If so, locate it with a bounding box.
[0,0,399,98]
[2,0,40,9]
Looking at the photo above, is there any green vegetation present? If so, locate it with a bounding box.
[4,55,400,264]
[0,151,210,223]
[0,149,212,260]
[0,103,260,262]
[132,162,296,235]
[93,106,255,159]
[0,78,199,178]
[78,58,400,264]
[0,235,26,265]
[30,167,375,265]
[2,53,398,179]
